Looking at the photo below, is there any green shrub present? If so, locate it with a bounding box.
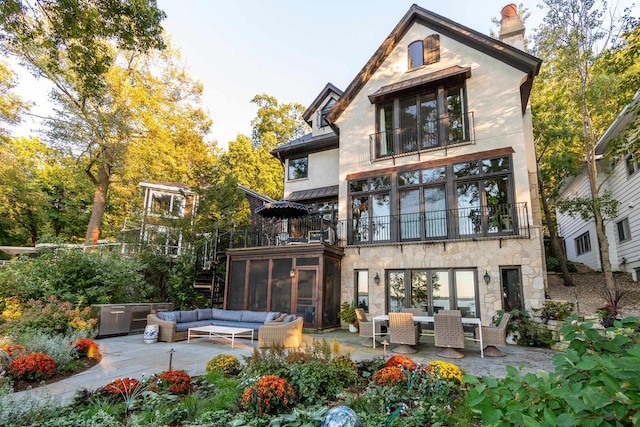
[466,316,640,426]
[166,252,198,309]
[15,332,79,373]
[545,256,578,273]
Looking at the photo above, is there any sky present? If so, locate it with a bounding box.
[13,0,624,150]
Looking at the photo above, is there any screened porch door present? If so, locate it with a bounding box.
[295,267,318,328]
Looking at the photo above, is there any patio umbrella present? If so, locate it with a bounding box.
[255,200,310,218]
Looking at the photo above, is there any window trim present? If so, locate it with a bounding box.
[616,218,632,242]
[626,153,639,176]
[575,231,591,256]
[287,156,309,181]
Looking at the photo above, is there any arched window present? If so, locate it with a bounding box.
[408,40,424,70]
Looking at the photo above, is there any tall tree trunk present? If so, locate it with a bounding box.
[538,170,573,286]
[587,164,616,293]
[84,162,111,247]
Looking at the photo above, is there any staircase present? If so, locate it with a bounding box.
[193,230,227,307]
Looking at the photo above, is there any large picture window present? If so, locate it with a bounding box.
[387,268,478,317]
[348,155,515,244]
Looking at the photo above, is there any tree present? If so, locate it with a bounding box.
[0,60,27,139]
[0,0,167,246]
[533,0,639,293]
[250,94,308,149]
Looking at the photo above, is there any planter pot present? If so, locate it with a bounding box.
[348,324,358,333]
[144,324,159,343]
[506,332,519,345]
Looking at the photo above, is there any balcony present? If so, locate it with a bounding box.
[223,203,528,250]
[337,202,529,246]
[369,112,474,161]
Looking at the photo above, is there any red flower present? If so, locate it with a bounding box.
[8,352,56,381]
[103,378,141,395]
[373,366,407,386]
[157,370,192,394]
[385,355,417,371]
[241,375,296,415]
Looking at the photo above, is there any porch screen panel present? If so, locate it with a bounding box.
[431,270,450,312]
[247,260,268,311]
[454,270,477,317]
[324,257,341,327]
[228,260,246,310]
[271,259,292,314]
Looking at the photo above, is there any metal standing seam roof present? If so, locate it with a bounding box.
[287,185,339,202]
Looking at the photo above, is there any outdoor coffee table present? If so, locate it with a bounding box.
[187,325,254,348]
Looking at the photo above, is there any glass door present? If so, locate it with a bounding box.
[295,268,318,327]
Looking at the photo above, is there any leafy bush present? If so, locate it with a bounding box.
[1,296,96,336]
[8,352,56,381]
[165,253,198,310]
[206,354,240,376]
[538,300,575,324]
[241,375,296,415]
[545,256,578,273]
[15,332,78,372]
[466,316,640,426]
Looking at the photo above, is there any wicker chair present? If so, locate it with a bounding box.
[478,312,511,357]
[258,317,303,349]
[355,308,385,347]
[388,312,420,354]
[434,310,465,359]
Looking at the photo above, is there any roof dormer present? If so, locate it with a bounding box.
[302,83,343,137]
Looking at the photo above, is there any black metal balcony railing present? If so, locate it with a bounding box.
[369,112,474,161]
[337,202,529,246]
[224,203,529,249]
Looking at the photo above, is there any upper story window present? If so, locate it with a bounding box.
[408,35,440,70]
[288,156,308,180]
[372,81,469,159]
[320,98,337,127]
[626,152,639,176]
[149,192,185,217]
[575,231,591,256]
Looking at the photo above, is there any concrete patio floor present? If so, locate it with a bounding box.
[11,329,558,406]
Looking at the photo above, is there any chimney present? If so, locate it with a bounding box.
[499,4,525,50]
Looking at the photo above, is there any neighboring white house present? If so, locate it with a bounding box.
[556,91,640,281]
[225,4,546,329]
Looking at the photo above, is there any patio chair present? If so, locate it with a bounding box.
[478,312,511,357]
[434,310,465,359]
[388,312,420,354]
[355,308,386,347]
[402,307,425,334]
[258,317,303,349]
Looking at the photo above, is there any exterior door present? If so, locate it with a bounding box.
[295,268,318,328]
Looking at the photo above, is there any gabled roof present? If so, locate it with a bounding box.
[302,82,343,124]
[595,91,640,155]
[328,4,541,123]
[139,182,194,194]
[238,184,275,204]
[271,131,338,159]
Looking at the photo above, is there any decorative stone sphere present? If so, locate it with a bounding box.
[321,406,362,427]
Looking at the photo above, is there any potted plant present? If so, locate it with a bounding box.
[338,302,358,332]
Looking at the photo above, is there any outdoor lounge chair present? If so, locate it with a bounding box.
[478,312,511,357]
[388,312,420,354]
[355,308,386,347]
[258,316,303,349]
[434,310,465,359]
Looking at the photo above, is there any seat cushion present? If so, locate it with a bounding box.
[241,310,270,323]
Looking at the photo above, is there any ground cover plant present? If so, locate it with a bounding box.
[0,319,638,426]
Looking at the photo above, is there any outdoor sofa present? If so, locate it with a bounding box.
[147,308,286,342]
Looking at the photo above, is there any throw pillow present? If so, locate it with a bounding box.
[265,312,281,322]
[157,311,177,322]
[274,313,288,322]
[283,314,297,324]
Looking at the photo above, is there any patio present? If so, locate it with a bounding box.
[13,329,557,406]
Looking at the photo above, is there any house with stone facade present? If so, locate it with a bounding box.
[224,4,546,329]
[556,91,640,281]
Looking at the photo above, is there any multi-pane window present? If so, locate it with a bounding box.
[288,156,308,180]
[617,218,631,242]
[500,266,524,311]
[373,82,468,158]
[387,268,478,317]
[407,34,440,70]
[149,192,184,217]
[350,176,391,243]
[348,155,514,244]
[575,231,591,255]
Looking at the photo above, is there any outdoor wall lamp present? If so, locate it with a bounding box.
[483,270,491,285]
[374,272,381,286]
[290,270,295,278]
